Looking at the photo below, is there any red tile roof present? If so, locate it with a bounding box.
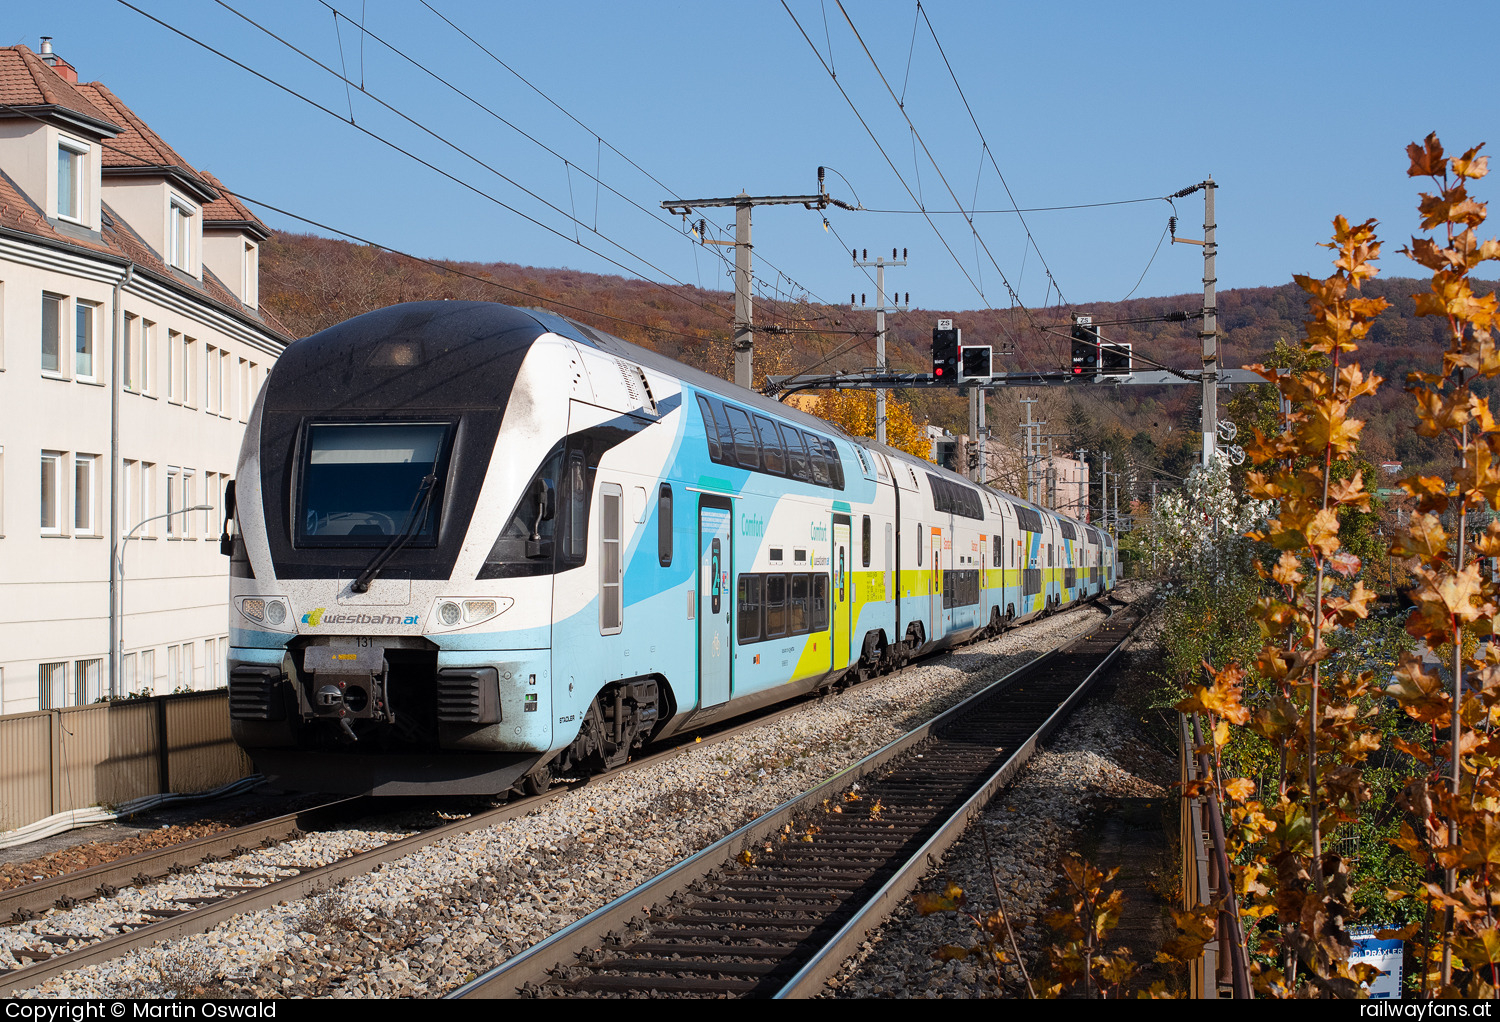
[0,44,287,340]
[0,46,119,133]
[72,81,215,197]
[198,170,270,238]
[0,165,289,341]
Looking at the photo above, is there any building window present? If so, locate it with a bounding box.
[140,649,155,694]
[243,242,258,307]
[183,469,196,538]
[166,466,179,537]
[74,658,101,704]
[123,314,137,391]
[184,338,197,406]
[75,300,96,380]
[167,644,180,689]
[74,453,96,535]
[141,461,156,536]
[205,344,218,412]
[42,293,64,375]
[41,451,62,534]
[122,652,137,694]
[0,444,5,538]
[168,197,195,271]
[39,662,66,709]
[56,138,87,223]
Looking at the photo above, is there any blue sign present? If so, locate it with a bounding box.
[1350,930,1404,1000]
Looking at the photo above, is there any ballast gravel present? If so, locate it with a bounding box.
[12,604,1109,999]
[824,596,1175,998]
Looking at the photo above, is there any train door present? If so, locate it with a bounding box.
[930,527,943,642]
[832,514,853,671]
[698,495,733,710]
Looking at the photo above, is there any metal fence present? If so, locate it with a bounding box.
[0,690,252,833]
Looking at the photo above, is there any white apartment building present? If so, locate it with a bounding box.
[0,40,289,713]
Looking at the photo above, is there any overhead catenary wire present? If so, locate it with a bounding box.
[833,0,1063,362]
[0,97,739,346]
[410,0,842,332]
[197,0,738,324]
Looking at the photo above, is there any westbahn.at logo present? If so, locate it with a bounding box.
[302,608,419,627]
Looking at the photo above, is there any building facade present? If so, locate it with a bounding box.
[0,40,289,713]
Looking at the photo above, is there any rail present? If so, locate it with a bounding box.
[451,594,1144,998]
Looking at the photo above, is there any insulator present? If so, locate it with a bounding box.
[861,293,866,305]
[904,292,909,304]
[852,247,857,261]
[1168,215,1178,238]
[862,249,867,260]
[851,294,856,306]
[892,247,897,259]
[903,248,907,259]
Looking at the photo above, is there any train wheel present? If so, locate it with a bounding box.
[521,759,553,797]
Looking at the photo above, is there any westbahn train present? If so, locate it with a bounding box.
[222,301,1116,795]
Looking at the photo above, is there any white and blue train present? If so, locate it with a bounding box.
[223,302,1116,794]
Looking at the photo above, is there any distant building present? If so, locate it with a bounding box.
[0,40,290,712]
[1380,461,1402,474]
[926,426,1089,521]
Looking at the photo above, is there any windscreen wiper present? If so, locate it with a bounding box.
[350,473,437,594]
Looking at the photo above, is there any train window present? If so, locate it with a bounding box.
[737,574,762,643]
[861,516,871,567]
[782,424,811,482]
[724,405,761,470]
[482,449,563,577]
[993,532,1002,567]
[296,421,451,548]
[696,396,721,461]
[790,573,810,633]
[765,574,787,637]
[808,438,831,486]
[657,483,673,567]
[822,439,845,489]
[756,414,786,475]
[794,548,807,563]
[599,483,623,634]
[917,524,923,566]
[811,574,829,631]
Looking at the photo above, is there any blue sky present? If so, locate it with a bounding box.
[19,1,1496,317]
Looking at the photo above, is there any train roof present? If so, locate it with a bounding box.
[282,301,1102,540]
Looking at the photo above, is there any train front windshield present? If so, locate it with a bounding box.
[296,422,452,546]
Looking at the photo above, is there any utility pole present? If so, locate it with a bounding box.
[1171,178,1219,465]
[852,248,907,444]
[1020,397,1041,503]
[1101,451,1110,536]
[1201,178,1218,466]
[664,169,855,390]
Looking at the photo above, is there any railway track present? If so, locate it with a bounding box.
[0,599,1117,998]
[452,595,1144,999]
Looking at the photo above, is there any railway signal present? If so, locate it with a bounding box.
[959,345,992,383]
[1099,342,1132,375]
[932,320,960,381]
[1070,317,1099,375]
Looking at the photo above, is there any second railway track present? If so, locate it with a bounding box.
[454,594,1146,999]
[2,598,1125,998]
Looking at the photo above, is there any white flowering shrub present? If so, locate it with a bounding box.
[1147,454,1271,588]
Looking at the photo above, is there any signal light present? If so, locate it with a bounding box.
[1071,318,1099,376]
[932,321,960,382]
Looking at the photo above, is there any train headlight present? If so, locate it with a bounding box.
[427,597,513,632]
[463,600,496,622]
[236,596,292,631]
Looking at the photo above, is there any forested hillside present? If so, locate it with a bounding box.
[260,231,1495,490]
